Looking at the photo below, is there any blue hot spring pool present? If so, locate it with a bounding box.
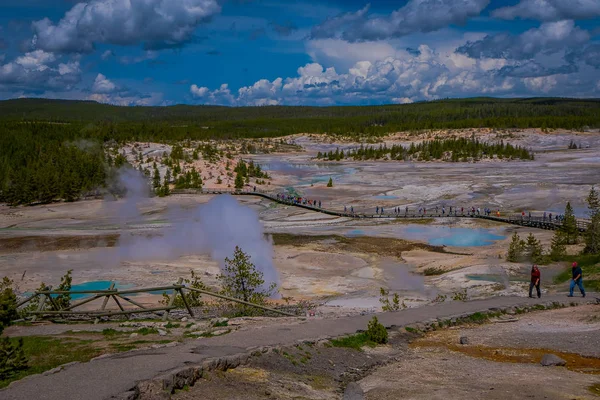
[402,226,505,247]
[67,281,134,300]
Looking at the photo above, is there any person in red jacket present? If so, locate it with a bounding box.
[529,265,541,298]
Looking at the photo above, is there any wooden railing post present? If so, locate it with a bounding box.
[95,282,114,324]
[178,288,194,318]
[31,286,49,322]
[163,278,183,321]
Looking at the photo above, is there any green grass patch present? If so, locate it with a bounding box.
[552,254,600,292]
[405,326,418,333]
[0,336,102,389]
[100,327,159,337]
[110,343,136,352]
[212,320,228,327]
[467,312,489,323]
[329,333,377,351]
[553,254,600,283]
[164,322,180,329]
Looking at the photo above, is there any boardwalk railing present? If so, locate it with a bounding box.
[175,188,591,232]
[17,278,295,322]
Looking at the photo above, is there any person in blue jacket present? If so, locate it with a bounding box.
[568,262,585,297]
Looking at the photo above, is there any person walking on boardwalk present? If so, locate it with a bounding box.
[568,262,586,297]
[529,265,541,298]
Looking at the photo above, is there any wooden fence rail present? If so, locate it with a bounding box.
[18,280,295,323]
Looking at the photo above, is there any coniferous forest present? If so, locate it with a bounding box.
[1,97,599,205]
[317,137,534,162]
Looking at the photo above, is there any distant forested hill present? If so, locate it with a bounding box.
[1,97,599,206]
[1,98,599,136]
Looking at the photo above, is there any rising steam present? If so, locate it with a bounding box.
[113,168,280,296]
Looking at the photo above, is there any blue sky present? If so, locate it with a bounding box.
[0,0,599,106]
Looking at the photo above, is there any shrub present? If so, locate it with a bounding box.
[379,288,405,311]
[423,267,445,276]
[161,270,207,309]
[55,270,72,310]
[366,316,388,344]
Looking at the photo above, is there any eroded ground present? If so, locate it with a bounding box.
[358,305,600,400]
[170,304,600,400]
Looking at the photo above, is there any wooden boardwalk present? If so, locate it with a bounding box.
[187,188,590,232]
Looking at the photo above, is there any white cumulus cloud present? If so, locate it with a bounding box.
[31,0,221,53]
[92,73,117,94]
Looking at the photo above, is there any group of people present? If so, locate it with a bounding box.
[521,211,565,222]
[276,193,322,208]
[529,262,586,298]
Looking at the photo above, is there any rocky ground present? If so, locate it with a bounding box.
[171,304,600,400]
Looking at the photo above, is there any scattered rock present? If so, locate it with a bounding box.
[459,336,469,345]
[181,317,188,322]
[42,366,63,376]
[211,329,230,336]
[157,329,167,336]
[540,354,566,366]
[129,333,138,338]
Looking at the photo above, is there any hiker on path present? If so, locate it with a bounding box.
[529,265,541,298]
[568,262,586,297]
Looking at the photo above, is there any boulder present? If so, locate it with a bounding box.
[540,354,566,367]
[157,329,167,336]
[459,336,469,345]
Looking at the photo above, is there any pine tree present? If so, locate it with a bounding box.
[327,177,333,187]
[234,172,244,190]
[583,186,600,254]
[549,230,567,261]
[0,277,28,380]
[525,233,544,263]
[217,246,277,308]
[506,232,525,262]
[586,186,600,217]
[561,202,578,244]
[152,164,161,189]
